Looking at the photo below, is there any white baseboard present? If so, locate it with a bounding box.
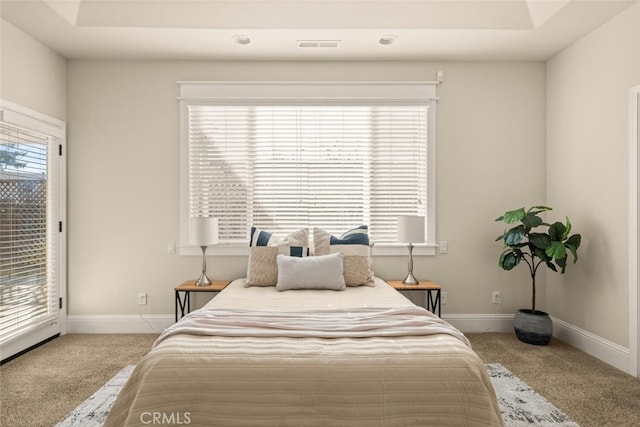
[444,314,515,333]
[67,315,173,334]
[65,312,633,374]
[552,316,631,374]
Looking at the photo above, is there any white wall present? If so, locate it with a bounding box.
[65,60,546,319]
[0,19,67,120]
[546,3,640,348]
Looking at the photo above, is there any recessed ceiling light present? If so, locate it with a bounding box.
[232,34,251,45]
[379,35,398,46]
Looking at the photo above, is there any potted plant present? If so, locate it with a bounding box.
[495,206,581,345]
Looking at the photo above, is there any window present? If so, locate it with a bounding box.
[0,100,65,362]
[179,82,436,255]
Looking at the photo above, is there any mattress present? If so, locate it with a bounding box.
[105,278,503,427]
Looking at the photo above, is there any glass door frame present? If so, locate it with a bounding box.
[0,99,66,363]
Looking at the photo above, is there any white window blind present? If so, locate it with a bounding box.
[180,82,437,252]
[0,122,58,345]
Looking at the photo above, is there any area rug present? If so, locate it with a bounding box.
[486,363,579,426]
[57,363,579,426]
[55,365,135,427]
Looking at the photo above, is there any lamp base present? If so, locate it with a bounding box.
[402,272,419,285]
[195,245,211,286]
[195,274,211,286]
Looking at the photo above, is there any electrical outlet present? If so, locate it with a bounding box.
[441,291,448,305]
[492,291,501,304]
[138,292,148,305]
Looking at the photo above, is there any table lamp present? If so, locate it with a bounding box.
[397,215,425,285]
[190,217,219,286]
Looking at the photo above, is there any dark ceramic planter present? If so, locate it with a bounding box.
[514,309,552,346]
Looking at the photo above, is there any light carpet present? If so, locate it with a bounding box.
[57,363,578,426]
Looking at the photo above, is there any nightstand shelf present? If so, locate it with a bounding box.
[386,280,442,317]
[174,280,230,322]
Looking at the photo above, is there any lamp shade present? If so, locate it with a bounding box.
[397,215,425,244]
[190,217,219,246]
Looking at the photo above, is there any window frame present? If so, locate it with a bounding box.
[178,82,437,256]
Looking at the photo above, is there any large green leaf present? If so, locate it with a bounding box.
[527,206,552,216]
[564,234,581,263]
[504,225,526,246]
[522,213,543,229]
[545,260,558,272]
[565,234,582,249]
[566,244,579,263]
[529,232,551,249]
[562,216,572,240]
[548,222,566,242]
[499,250,521,270]
[533,246,551,262]
[546,241,567,260]
[503,208,526,224]
[528,205,552,212]
[555,255,568,273]
[555,254,567,267]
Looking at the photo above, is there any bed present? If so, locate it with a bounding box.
[105,277,503,427]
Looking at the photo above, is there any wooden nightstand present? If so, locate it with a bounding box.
[386,280,442,317]
[174,280,231,322]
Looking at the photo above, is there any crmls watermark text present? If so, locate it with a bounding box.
[140,412,191,425]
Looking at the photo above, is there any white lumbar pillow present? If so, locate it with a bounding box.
[276,252,346,291]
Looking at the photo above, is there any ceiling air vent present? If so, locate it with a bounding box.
[297,40,341,49]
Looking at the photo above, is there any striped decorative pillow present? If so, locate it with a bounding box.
[245,227,309,287]
[313,226,374,286]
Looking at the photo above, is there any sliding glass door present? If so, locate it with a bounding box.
[0,102,65,363]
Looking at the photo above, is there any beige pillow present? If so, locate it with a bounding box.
[245,227,309,287]
[313,226,374,286]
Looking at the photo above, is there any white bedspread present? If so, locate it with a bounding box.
[105,278,503,427]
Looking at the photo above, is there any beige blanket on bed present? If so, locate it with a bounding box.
[105,279,503,427]
[154,306,471,344]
